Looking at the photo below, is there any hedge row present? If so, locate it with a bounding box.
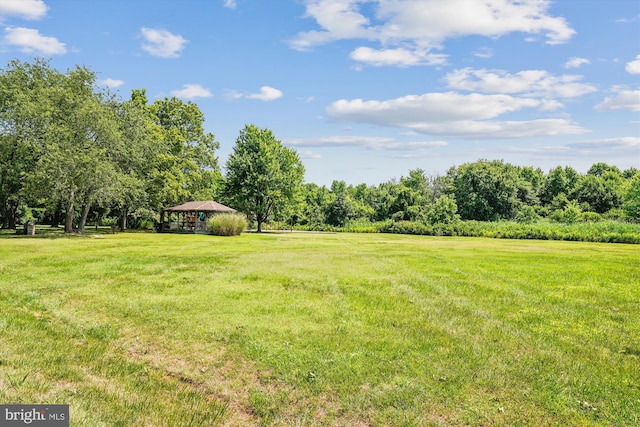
[296,220,640,244]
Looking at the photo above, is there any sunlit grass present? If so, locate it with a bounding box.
[1,232,638,426]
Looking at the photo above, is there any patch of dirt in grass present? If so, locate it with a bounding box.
[113,332,372,426]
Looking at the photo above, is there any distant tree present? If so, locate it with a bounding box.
[447,160,520,221]
[223,124,304,232]
[622,174,640,221]
[326,191,353,226]
[540,166,579,206]
[300,183,328,226]
[571,174,620,214]
[587,162,621,177]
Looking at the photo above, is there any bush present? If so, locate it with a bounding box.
[515,205,540,223]
[581,212,602,223]
[208,214,247,236]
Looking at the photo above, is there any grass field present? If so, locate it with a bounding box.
[0,231,638,426]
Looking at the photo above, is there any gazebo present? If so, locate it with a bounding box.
[160,201,237,233]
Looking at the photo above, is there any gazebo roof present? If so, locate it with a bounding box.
[164,201,237,213]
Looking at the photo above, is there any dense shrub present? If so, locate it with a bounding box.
[581,212,602,223]
[376,219,640,243]
[515,205,541,223]
[207,214,247,236]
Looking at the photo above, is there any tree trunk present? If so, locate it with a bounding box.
[64,191,75,234]
[77,203,91,234]
[119,207,127,232]
[7,201,18,231]
[50,202,62,228]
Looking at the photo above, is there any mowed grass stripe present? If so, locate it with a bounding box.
[0,232,638,426]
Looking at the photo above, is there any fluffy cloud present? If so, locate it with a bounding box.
[594,87,640,112]
[565,57,590,69]
[329,92,545,124]
[0,0,47,21]
[626,55,640,74]
[445,68,597,98]
[3,27,66,55]
[99,78,124,88]
[227,86,283,101]
[170,84,213,99]
[140,27,187,58]
[326,91,588,138]
[290,0,575,67]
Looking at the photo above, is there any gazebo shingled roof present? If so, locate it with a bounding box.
[164,201,236,213]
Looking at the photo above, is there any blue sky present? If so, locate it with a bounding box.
[1,0,639,185]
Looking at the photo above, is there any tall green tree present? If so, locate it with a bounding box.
[0,59,59,229]
[146,96,221,213]
[9,62,123,233]
[223,124,304,232]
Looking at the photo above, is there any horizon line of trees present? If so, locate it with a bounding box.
[2,59,639,233]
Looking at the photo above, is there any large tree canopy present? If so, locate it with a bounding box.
[223,124,304,232]
[0,59,220,233]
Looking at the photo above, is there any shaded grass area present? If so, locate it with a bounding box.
[0,232,638,426]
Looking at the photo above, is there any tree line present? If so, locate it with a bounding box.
[1,59,639,233]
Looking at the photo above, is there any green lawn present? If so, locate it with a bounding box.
[0,231,638,426]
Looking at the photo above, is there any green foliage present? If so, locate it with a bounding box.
[223,124,304,232]
[447,160,521,221]
[623,173,640,221]
[580,211,602,223]
[207,213,247,236]
[514,205,541,223]
[426,194,460,225]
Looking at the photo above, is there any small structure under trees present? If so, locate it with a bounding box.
[160,201,236,233]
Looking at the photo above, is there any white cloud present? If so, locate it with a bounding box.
[228,86,283,101]
[565,57,590,69]
[223,0,237,9]
[140,27,187,58]
[350,46,447,67]
[99,78,124,88]
[3,27,66,55]
[568,136,640,151]
[286,135,447,151]
[290,0,575,67]
[408,119,588,139]
[248,86,283,101]
[329,92,547,124]
[445,68,597,99]
[170,84,213,99]
[626,55,640,74]
[0,0,47,21]
[326,91,588,138]
[616,15,639,23]
[504,137,640,159]
[296,149,323,159]
[473,47,493,59]
[594,87,640,112]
